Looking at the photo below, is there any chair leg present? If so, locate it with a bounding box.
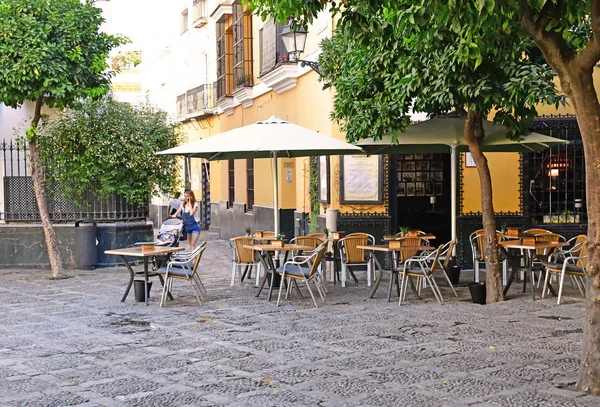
[160,276,169,307]
[367,259,372,287]
[574,275,586,297]
[426,275,443,304]
[441,270,458,297]
[188,278,204,305]
[399,273,407,306]
[255,262,262,286]
[276,273,286,306]
[341,263,347,288]
[475,261,480,283]
[230,263,237,287]
[557,269,567,305]
[542,270,551,299]
[304,277,319,308]
[502,260,507,286]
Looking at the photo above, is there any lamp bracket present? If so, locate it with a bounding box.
[300,60,321,75]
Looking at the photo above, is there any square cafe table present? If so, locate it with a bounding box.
[358,244,431,300]
[500,240,569,300]
[104,245,184,305]
[244,243,313,301]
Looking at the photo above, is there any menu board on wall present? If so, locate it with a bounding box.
[340,155,382,203]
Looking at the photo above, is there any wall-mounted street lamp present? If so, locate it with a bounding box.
[280,22,321,75]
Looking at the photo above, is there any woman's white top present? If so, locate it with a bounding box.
[181,201,200,222]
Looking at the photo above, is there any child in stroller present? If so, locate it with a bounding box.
[134,218,183,270]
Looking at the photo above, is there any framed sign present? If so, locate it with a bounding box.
[318,156,330,203]
[340,155,383,204]
[465,152,476,167]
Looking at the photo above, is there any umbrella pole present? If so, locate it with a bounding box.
[272,152,279,236]
[450,144,457,254]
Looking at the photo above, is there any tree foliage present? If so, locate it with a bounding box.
[0,0,124,113]
[39,97,183,206]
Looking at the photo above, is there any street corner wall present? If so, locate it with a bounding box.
[461,152,522,214]
[0,222,153,269]
[0,225,77,268]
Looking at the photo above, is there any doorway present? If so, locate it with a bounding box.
[392,153,452,243]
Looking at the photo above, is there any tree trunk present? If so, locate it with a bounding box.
[28,96,66,278]
[569,75,600,395]
[464,111,504,303]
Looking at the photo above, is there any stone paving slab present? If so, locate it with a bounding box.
[0,234,596,406]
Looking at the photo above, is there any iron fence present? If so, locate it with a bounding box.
[176,83,216,119]
[1,139,148,223]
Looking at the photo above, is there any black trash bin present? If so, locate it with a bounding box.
[134,280,152,302]
[469,282,486,305]
[446,265,462,285]
[75,219,97,270]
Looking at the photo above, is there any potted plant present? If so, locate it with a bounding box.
[562,210,574,224]
[141,235,154,252]
[324,227,330,237]
[245,74,253,87]
[397,226,409,237]
[272,234,284,248]
[499,222,507,235]
[235,75,245,88]
[245,227,252,236]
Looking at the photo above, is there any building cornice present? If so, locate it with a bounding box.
[259,64,298,95]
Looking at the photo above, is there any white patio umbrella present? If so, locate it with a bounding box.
[356,113,569,242]
[158,116,363,235]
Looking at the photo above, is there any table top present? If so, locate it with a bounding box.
[500,241,570,250]
[104,246,185,257]
[243,244,313,252]
[384,234,436,241]
[251,236,285,242]
[357,244,432,252]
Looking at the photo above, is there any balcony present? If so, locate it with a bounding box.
[176,83,216,120]
[192,0,208,28]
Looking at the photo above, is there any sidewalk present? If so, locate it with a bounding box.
[0,236,594,407]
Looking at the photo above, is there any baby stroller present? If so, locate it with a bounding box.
[135,218,183,271]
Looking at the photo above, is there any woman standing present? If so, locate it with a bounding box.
[171,189,201,250]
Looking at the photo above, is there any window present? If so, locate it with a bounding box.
[247,158,254,211]
[181,9,188,34]
[232,1,253,89]
[527,119,586,225]
[228,159,235,207]
[192,0,207,21]
[216,17,234,99]
[259,21,288,75]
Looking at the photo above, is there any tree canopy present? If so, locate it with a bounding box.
[39,97,183,207]
[0,0,124,111]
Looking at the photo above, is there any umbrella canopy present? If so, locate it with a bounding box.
[355,113,569,247]
[356,114,569,154]
[158,116,363,235]
[159,116,363,159]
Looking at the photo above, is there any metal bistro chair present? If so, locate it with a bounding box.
[399,244,445,305]
[469,229,507,283]
[531,232,564,287]
[429,239,458,297]
[230,236,259,287]
[158,242,207,307]
[542,238,588,304]
[276,242,328,308]
[338,234,375,287]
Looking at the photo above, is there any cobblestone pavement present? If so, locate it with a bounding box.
[0,233,596,406]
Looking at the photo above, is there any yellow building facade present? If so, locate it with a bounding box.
[172,0,586,265]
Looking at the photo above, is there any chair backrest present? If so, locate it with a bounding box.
[440,239,456,268]
[308,233,326,238]
[294,236,319,250]
[256,231,275,239]
[339,235,369,263]
[426,244,445,274]
[534,233,561,257]
[578,241,589,269]
[570,234,587,257]
[397,237,425,264]
[307,242,327,278]
[470,229,503,261]
[345,232,375,244]
[525,228,551,235]
[189,244,207,277]
[232,236,256,264]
